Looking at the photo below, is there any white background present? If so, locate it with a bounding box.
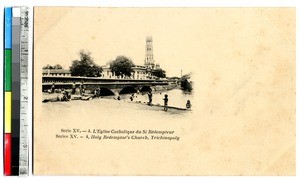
[0,0,299,181]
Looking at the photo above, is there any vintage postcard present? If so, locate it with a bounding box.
[33,7,295,175]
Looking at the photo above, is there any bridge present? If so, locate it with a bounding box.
[42,76,173,96]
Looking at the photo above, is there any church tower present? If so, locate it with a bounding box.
[145,36,155,69]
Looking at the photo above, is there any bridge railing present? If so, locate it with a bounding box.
[42,76,169,92]
[42,76,167,84]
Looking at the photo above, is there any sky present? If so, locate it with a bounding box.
[34,7,294,79]
[34,7,209,77]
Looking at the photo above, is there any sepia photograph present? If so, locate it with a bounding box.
[41,36,193,114]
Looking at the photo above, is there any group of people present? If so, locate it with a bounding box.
[72,82,85,95]
[92,87,102,98]
[61,90,71,101]
[48,83,71,101]
[49,82,86,95]
[147,90,192,111]
[46,82,87,102]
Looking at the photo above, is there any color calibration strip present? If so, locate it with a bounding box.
[12,7,21,175]
[4,7,13,176]
[4,7,29,176]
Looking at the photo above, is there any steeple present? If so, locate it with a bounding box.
[145,36,155,68]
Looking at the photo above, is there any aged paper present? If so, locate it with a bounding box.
[33,7,295,175]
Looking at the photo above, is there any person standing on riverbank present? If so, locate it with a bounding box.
[130,93,134,101]
[186,100,192,109]
[148,90,152,105]
[72,82,76,94]
[163,94,168,111]
[79,81,85,95]
[93,89,98,98]
[51,82,55,93]
[97,87,101,98]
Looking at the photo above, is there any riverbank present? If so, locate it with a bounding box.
[42,88,193,110]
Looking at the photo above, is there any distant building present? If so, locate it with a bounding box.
[42,69,71,77]
[101,64,150,80]
[131,65,150,80]
[102,36,162,80]
[101,65,114,78]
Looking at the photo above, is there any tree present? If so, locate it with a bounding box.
[43,64,63,69]
[109,56,135,77]
[53,64,63,69]
[69,50,102,77]
[151,68,166,78]
[43,64,54,69]
[180,74,193,92]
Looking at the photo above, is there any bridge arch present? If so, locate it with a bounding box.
[119,86,137,95]
[139,85,152,93]
[99,87,115,96]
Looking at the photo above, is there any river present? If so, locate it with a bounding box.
[119,88,193,109]
[42,88,194,122]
